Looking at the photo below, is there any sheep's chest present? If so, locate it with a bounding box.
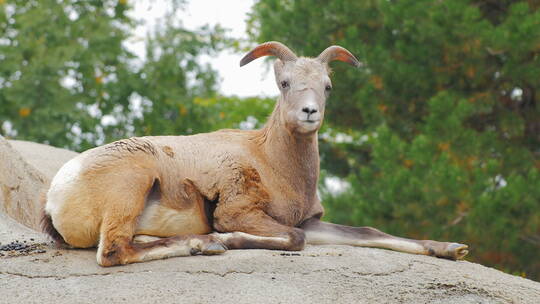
[216,163,315,227]
[266,197,307,227]
[262,181,316,227]
[252,165,318,227]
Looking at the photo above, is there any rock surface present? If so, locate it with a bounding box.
[1,136,539,303]
[8,139,78,181]
[0,137,51,230]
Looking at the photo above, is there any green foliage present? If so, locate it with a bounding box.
[1,0,134,149]
[190,95,274,131]
[0,0,238,151]
[250,0,540,279]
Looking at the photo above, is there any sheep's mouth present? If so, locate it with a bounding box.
[301,119,319,124]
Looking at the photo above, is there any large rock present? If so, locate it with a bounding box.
[0,137,77,230]
[8,139,78,181]
[0,136,78,239]
[1,137,539,303]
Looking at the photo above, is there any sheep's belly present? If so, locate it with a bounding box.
[135,202,211,237]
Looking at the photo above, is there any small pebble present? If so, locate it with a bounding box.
[280,253,301,257]
[0,240,48,257]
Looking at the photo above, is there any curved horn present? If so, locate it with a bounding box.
[240,41,298,67]
[317,46,361,67]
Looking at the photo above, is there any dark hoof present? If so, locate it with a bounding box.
[447,243,469,260]
[201,242,227,255]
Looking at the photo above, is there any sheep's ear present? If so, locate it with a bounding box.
[317,46,361,68]
[240,41,297,67]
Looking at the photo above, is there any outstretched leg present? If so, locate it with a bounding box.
[299,218,468,260]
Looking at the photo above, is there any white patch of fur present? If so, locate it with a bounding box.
[212,231,288,245]
[133,235,163,243]
[369,238,425,254]
[96,236,106,266]
[45,156,83,217]
[139,241,193,261]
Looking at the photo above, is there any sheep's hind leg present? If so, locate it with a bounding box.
[98,231,226,267]
[95,174,225,267]
[97,198,226,266]
[133,234,227,257]
[300,218,468,260]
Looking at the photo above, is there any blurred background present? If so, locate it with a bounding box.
[0,0,538,280]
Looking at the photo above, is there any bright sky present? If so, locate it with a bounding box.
[127,0,277,97]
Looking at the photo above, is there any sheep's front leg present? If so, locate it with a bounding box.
[212,229,305,251]
[299,218,468,260]
[212,208,305,251]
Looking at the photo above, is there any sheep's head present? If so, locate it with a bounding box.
[240,41,360,136]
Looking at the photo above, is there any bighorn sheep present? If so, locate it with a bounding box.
[42,42,469,266]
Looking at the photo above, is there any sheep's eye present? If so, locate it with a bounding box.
[325,85,332,91]
[281,80,289,89]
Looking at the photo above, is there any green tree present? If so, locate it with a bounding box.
[0,0,252,151]
[249,0,540,279]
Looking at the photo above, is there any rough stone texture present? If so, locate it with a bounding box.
[8,139,78,181]
[0,136,52,230]
[1,137,539,303]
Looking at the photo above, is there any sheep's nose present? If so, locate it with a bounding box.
[302,106,318,115]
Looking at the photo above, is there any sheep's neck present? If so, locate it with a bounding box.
[255,107,320,199]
